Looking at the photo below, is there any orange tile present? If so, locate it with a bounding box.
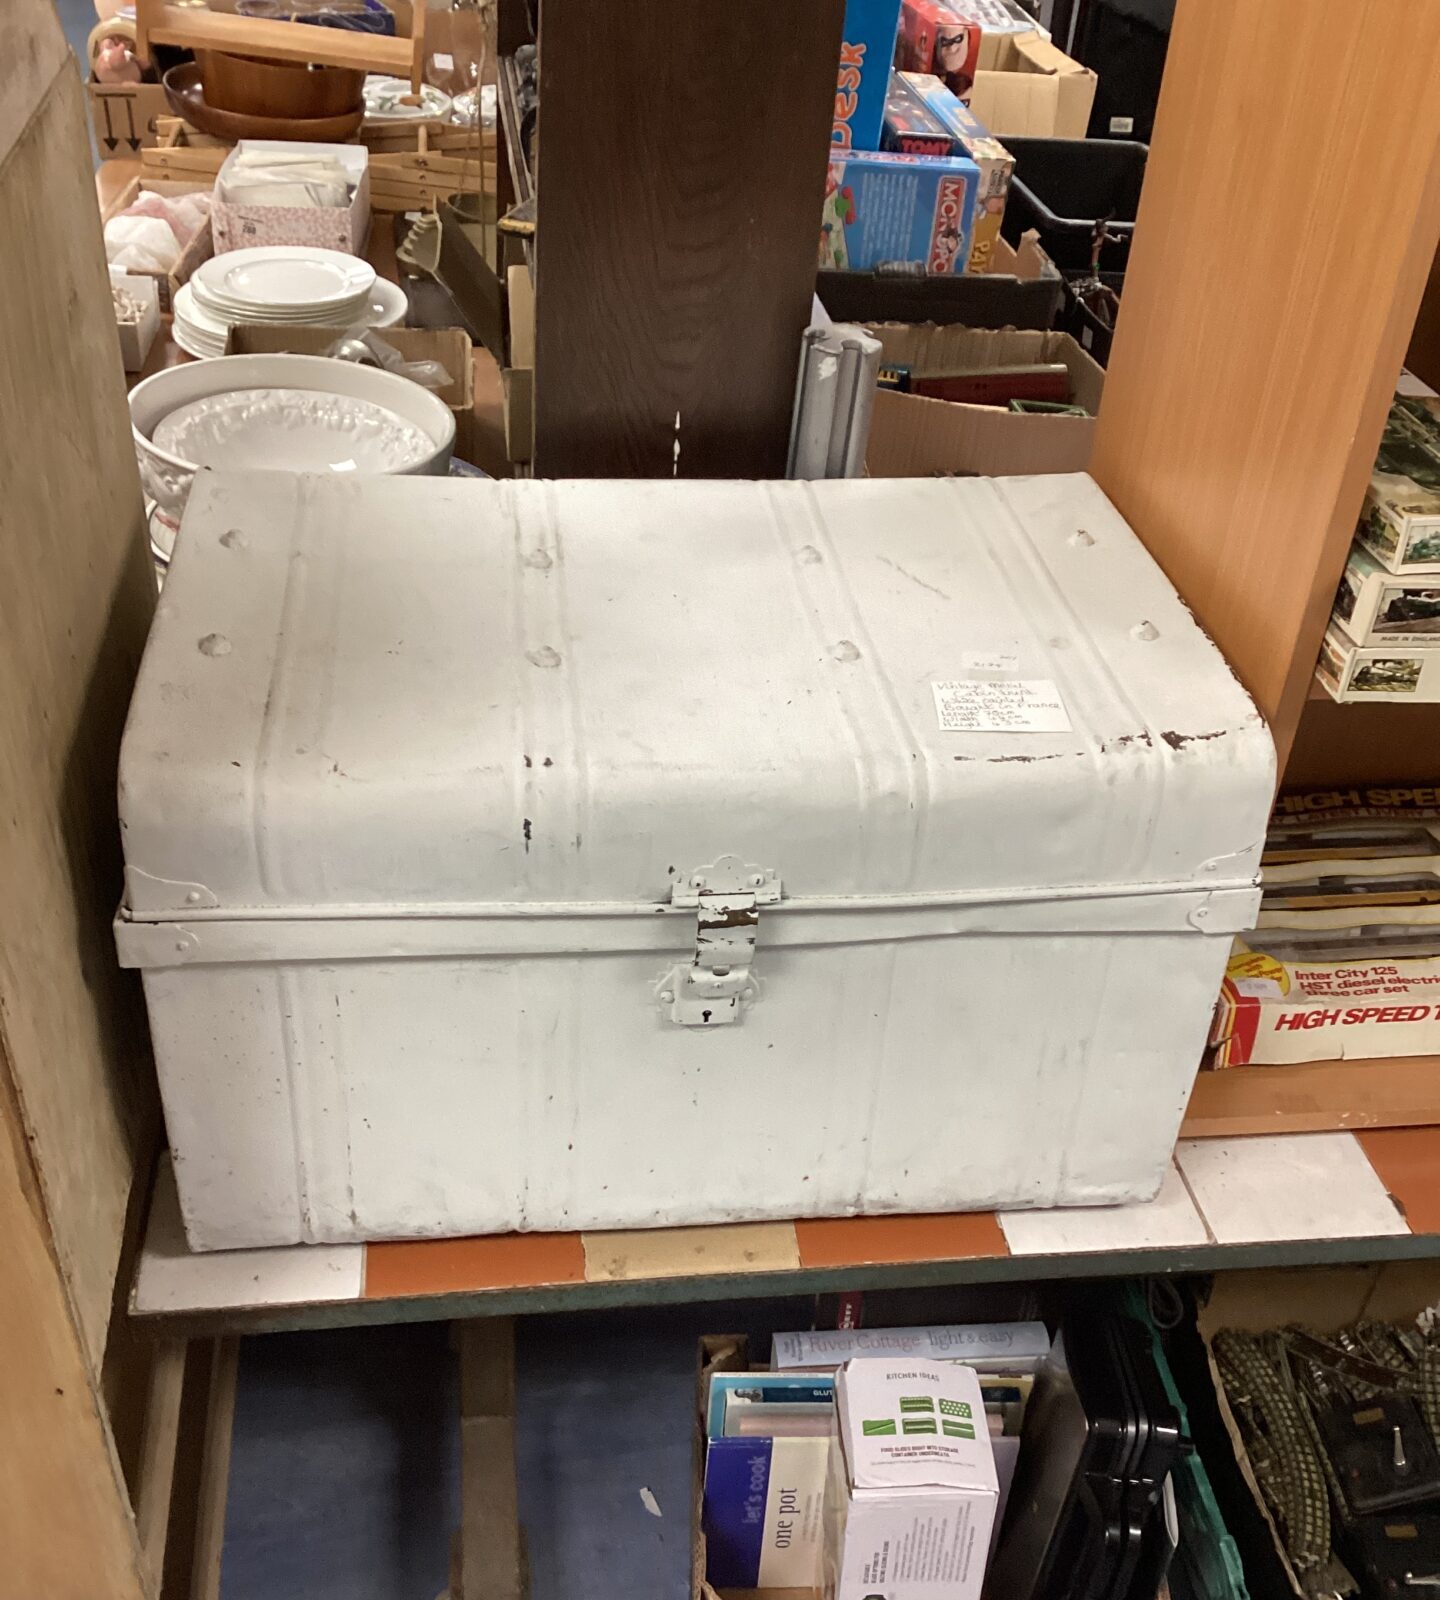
[794,1212,1009,1270]
[1357,1127,1440,1236]
[363,1231,587,1301]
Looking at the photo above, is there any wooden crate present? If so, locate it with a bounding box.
[140,117,497,214]
[368,125,496,214]
[139,117,228,184]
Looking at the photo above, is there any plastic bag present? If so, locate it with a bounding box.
[322,328,452,392]
[105,213,181,274]
[104,190,212,272]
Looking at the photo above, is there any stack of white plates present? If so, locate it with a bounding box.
[174,246,408,360]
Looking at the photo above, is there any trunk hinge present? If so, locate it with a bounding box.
[658,857,781,1027]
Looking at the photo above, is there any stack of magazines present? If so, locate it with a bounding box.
[1209,786,1440,1066]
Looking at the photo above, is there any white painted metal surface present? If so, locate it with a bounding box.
[117,472,1275,1249]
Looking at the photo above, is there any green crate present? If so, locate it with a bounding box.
[1125,1285,1250,1600]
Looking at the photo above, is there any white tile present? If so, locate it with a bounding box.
[997,1162,1209,1256]
[1176,1133,1408,1246]
[133,1158,365,1316]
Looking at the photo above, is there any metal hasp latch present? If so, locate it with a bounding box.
[658,856,782,1027]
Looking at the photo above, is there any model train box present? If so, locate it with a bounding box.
[1316,622,1440,704]
[1332,543,1440,647]
[1356,380,1440,574]
[822,148,980,274]
[1210,938,1440,1067]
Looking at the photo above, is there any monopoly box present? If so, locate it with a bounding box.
[822,148,980,274]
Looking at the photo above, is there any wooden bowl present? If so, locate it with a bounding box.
[163,63,366,143]
[196,50,365,120]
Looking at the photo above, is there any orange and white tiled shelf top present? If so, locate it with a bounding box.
[132,1129,1440,1327]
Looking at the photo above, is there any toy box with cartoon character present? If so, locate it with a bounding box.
[833,0,905,152]
[896,0,982,97]
[901,71,1013,272]
[821,149,980,274]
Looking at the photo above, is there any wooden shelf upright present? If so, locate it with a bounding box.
[1090,0,1440,1138]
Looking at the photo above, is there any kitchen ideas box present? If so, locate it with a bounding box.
[116,474,1274,1249]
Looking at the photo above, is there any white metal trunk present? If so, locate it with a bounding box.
[116,472,1274,1250]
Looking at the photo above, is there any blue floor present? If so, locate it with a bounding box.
[54,0,95,65]
[222,1300,810,1600]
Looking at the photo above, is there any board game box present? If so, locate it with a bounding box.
[821,148,979,274]
[901,71,1013,272]
[834,0,905,152]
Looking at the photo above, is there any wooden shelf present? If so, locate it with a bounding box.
[137,1,420,78]
[131,1131,1440,1335]
[1183,1057,1440,1138]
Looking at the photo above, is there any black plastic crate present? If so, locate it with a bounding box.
[1057,269,1124,366]
[1001,137,1148,274]
[816,259,1063,329]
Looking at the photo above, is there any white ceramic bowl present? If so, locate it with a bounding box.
[130,353,455,548]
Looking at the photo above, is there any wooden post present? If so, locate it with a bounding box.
[456,1320,522,1600]
[1089,0,1440,767]
[533,0,844,477]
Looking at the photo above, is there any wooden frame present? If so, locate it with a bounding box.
[134,0,426,90]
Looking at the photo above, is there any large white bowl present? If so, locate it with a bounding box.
[130,353,456,549]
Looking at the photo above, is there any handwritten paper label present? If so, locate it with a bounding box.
[932,679,1072,734]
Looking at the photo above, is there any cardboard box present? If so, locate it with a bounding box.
[1200,1265,1440,1599]
[863,325,1103,476]
[223,323,476,459]
[1332,542,1440,647]
[88,78,170,160]
[824,1359,997,1600]
[212,142,371,256]
[1316,621,1440,703]
[110,270,160,373]
[966,32,1097,139]
[822,150,980,274]
[100,176,214,316]
[901,74,1014,273]
[1355,379,1440,574]
[833,0,904,153]
[1210,938,1440,1067]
